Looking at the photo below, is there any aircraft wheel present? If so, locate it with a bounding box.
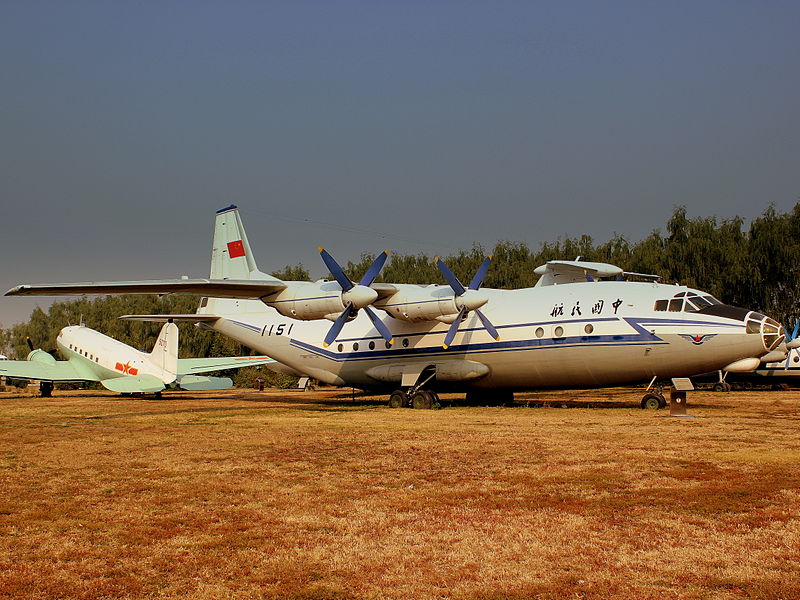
[428,391,442,410]
[640,393,663,410]
[411,390,433,410]
[388,390,407,408]
[39,381,53,398]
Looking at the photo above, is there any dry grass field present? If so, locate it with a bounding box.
[1,386,799,600]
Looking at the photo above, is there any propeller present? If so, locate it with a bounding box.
[318,248,393,347]
[26,337,34,352]
[435,256,500,349]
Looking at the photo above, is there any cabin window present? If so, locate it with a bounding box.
[535,327,544,338]
[385,341,392,349]
[667,298,683,312]
[402,338,410,348]
[369,341,375,350]
[353,343,359,351]
[584,324,594,334]
[554,326,564,338]
[337,343,343,352]
[654,300,668,312]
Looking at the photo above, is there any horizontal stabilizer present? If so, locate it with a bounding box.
[177,375,233,391]
[101,375,165,393]
[177,355,274,375]
[6,278,286,298]
[120,314,220,323]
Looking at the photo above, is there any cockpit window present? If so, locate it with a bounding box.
[668,298,683,312]
[654,292,724,313]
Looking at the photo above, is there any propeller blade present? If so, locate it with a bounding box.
[364,307,393,344]
[475,309,500,341]
[319,248,353,292]
[323,304,356,347]
[792,321,799,342]
[442,307,467,349]
[468,256,492,290]
[26,337,34,351]
[435,257,466,296]
[358,250,389,287]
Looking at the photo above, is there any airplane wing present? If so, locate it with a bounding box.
[5,279,287,298]
[119,314,221,323]
[177,356,275,375]
[0,359,99,382]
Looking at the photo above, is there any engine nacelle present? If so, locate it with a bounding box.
[373,285,460,323]
[27,349,57,365]
[261,281,346,321]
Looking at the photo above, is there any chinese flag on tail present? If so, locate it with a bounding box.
[227,240,246,259]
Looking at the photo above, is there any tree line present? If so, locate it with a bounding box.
[2,203,799,377]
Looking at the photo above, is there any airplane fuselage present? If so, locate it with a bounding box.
[55,326,168,382]
[200,280,775,391]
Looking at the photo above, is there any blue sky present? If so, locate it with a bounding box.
[1,1,799,326]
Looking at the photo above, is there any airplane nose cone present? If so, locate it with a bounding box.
[342,285,378,309]
[762,317,784,352]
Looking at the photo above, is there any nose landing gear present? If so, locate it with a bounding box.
[640,391,667,410]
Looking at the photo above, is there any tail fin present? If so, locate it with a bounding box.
[149,322,179,383]
[211,205,261,279]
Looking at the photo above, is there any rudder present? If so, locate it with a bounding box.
[150,322,179,383]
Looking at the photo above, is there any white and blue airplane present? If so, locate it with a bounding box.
[6,205,792,408]
[0,320,273,395]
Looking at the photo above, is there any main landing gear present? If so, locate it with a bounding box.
[388,389,442,410]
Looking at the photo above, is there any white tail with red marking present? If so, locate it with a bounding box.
[148,322,178,383]
[210,205,262,279]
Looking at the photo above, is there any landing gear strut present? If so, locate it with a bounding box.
[640,376,666,409]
